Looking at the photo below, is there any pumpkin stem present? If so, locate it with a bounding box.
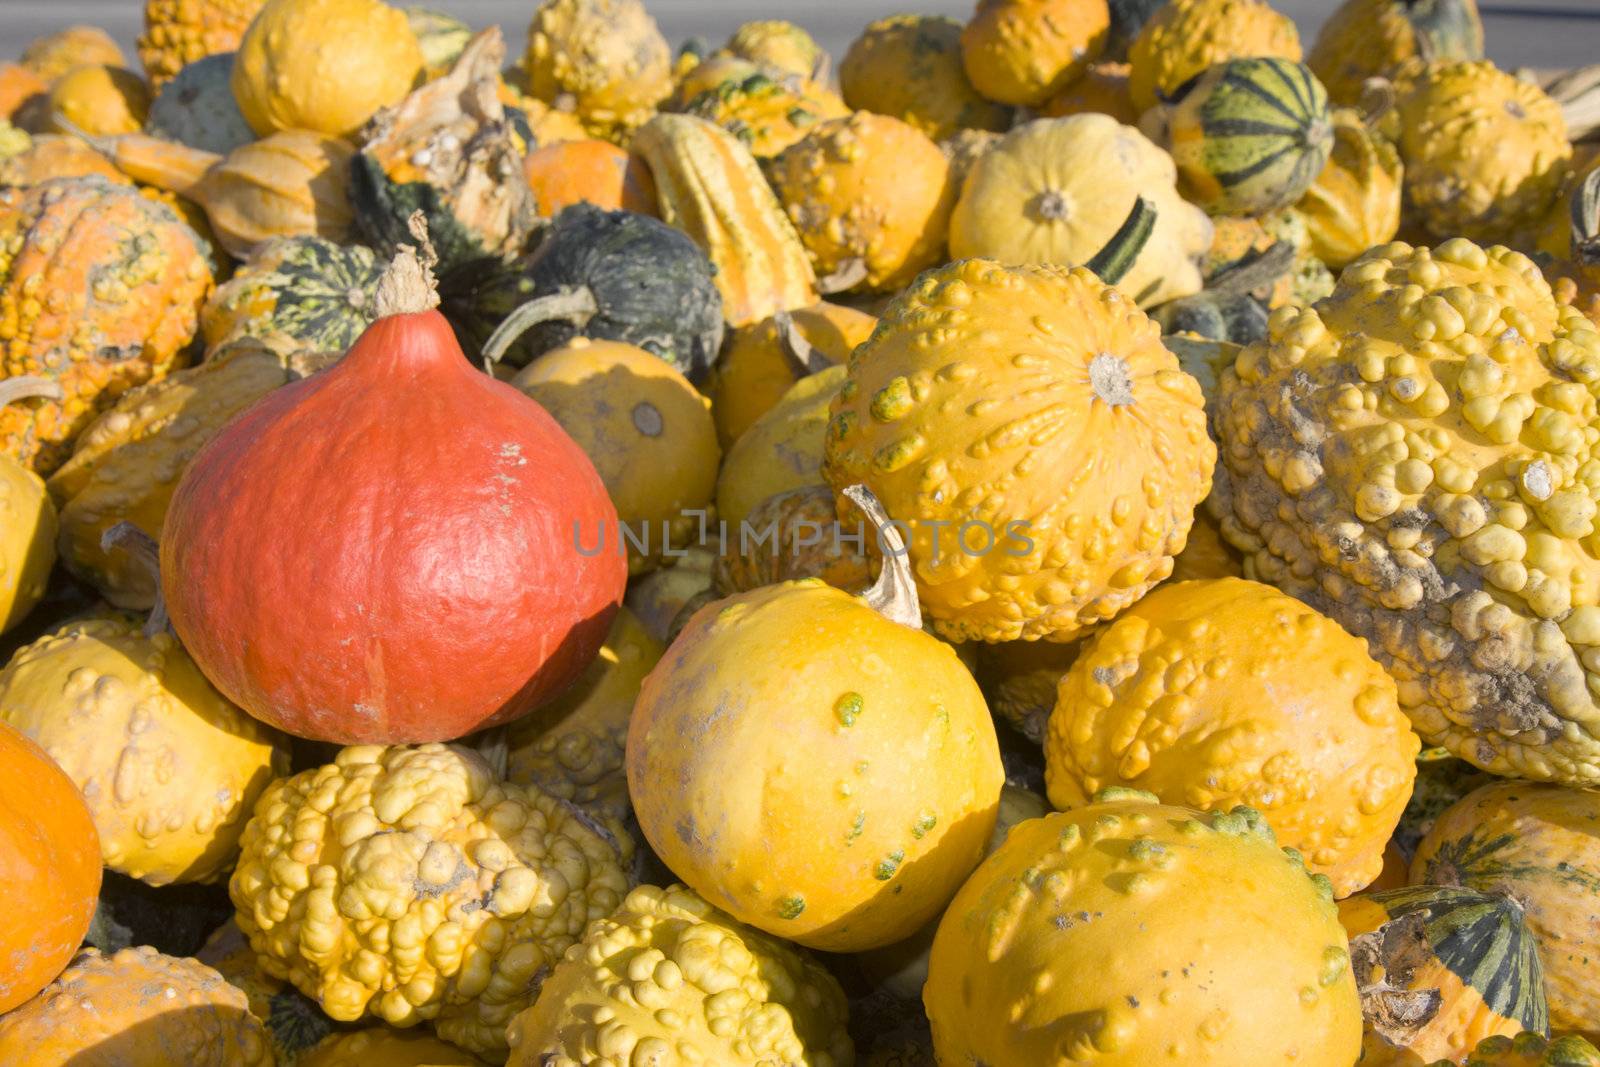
[774,311,833,378]
[0,375,63,409]
[1084,197,1156,286]
[816,257,868,295]
[1205,241,1297,298]
[480,287,601,364]
[1571,169,1600,267]
[843,484,921,630]
[374,211,442,317]
[99,522,169,639]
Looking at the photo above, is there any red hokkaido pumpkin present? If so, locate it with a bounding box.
[159,225,626,744]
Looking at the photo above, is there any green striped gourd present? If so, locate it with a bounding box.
[1160,57,1334,217]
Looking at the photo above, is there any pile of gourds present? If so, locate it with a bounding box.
[1,0,1600,1064]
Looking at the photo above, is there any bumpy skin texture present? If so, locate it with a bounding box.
[633,113,819,329]
[714,484,875,596]
[232,0,424,138]
[48,344,296,609]
[683,72,849,160]
[717,364,841,529]
[146,53,256,155]
[1309,0,1484,107]
[0,178,213,477]
[1127,0,1302,114]
[1453,1033,1600,1067]
[628,578,1005,951]
[924,793,1362,1065]
[0,610,289,885]
[45,65,150,137]
[1290,108,1403,270]
[0,452,55,634]
[201,236,381,355]
[1339,885,1547,1066]
[770,113,956,293]
[0,947,273,1066]
[161,304,626,744]
[231,744,630,1058]
[505,884,853,1065]
[1212,240,1600,784]
[0,133,130,188]
[839,15,1011,143]
[708,302,876,450]
[823,260,1215,643]
[0,721,100,1014]
[512,338,720,573]
[960,0,1111,108]
[1398,62,1570,245]
[139,0,267,88]
[299,1027,488,1066]
[200,131,359,259]
[1413,782,1600,1036]
[505,605,662,820]
[949,115,1214,309]
[524,0,673,137]
[1046,578,1418,896]
[722,20,827,81]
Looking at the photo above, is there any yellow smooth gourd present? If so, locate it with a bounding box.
[961,0,1111,108]
[0,419,56,633]
[1046,578,1420,896]
[949,115,1213,308]
[839,15,1010,143]
[232,0,424,137]
[0,608,289,885]
[924,792,1362,1066]
[46,65,149,136]
[717,363,842,529]
[513,339,719,574]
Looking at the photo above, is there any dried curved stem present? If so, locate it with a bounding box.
[481,286,600,364]
[374,211,441,317]
[815,257,868,295]
[0,375,63,409]
[774,311,833,379]
[1358,78,1397,128]
[843,484,921,629]
[100,521,168,639]
[1572,169,1600,267]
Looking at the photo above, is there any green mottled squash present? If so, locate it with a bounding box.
[1413,782,1600,1037]
[1340,885,1548,1065]
[451,203,723,376]
[1152,57,1335,218]
[200,236,382,354]
[1451,1033,1600,1067]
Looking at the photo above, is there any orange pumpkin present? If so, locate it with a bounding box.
[0,719,101,1014]
[523,138,657,217]
[1039,60,1137,124]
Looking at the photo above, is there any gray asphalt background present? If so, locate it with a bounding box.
[3,1,1596,74]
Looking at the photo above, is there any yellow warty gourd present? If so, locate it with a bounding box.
[139,0,267,88]
[949,115,1213,309]
[504,884,854,1065]
[45,65,149,137]
[232,0,425,138]
[1213,239,1600,785]
[1128,0,1302,114]
[230,743,629,1059]
[823,259,1215,643]
[0,608,289,885]
[524,0,673,137]
[838,15,1010,143]
[1046,578,1420,896]
[960,0,1111,108]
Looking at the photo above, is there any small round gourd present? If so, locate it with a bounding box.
[0,947,273,1066]
[722,20,828,81]
[1456,1033,1600,1067]
[146,52,254,154]
[823,259,1215,643]
[1340,885,1548,1065]
[232,0,425,137]
[46,65,150,136]
[949,115,1213,308]
[924,791,1362,1066]
[1128,0,1302,114]
[717,363,842,529]
[1040,59,1138,124]
[683,71,849,159]
[713,484,875,597]
[838,15,1010,143]
[523,139,656,217]
[0,605,290,885]
[1397,60,1571,244]
[960,0,1110,107]
[524,0,673,137]
[512,339,719,574]
[1155,57,1334,218]
[20,26,126,84]
[504,885,854,1065]
[1309,0,1484,107]
[0,720,100,1014]
[628,489,1005,951]
[200,235,382,355]
[770,112,956,293]
[1289,108,1403,269]
[1046,578,1418,895]
[1412,782,1600,1036]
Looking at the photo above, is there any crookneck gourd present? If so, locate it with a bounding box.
[923,791,1362,1066]
[231,743,629,1059]
[823,258,1215,643]
[1212,239,1600,785]
[628,488,1004,951]
[0,177,213,477]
